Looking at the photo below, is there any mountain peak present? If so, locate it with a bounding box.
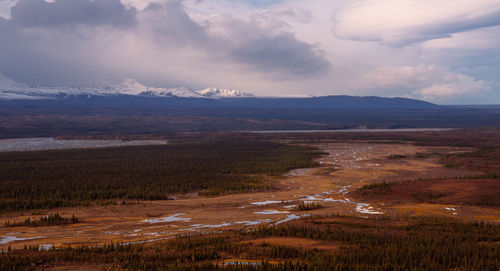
[0,73,256,99]
[114,79,149,95]
[143,86,205,98]
[0,73,28,90]
[198,87,254,98]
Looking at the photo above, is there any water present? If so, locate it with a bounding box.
[243,128,453,133]
[0,137,168,152]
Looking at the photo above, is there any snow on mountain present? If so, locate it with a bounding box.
[0,73,29,90]
[0,73,254,100]
[106,79,205,98]
[161,87,205,98]
[112,79,149,95]
[197,87,254,98]
[0,73,98,99]
[0,92,47,100]
[140,86,205,98]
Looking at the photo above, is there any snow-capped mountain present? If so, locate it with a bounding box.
[140,86,205,98]
[0,73,106,99]
[0,74,254,100]
[113,79,149,95]
[0,73,29,90]
[198,87,254,98]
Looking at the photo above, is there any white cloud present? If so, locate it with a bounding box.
[333,0,500,45]
[422,25,500,50]
[359,65,490,101]
[121,0,169,10]
[0,0,17,18]
[0,0,498,103]
[0,0,329,91]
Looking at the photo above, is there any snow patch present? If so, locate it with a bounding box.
[301,195,322,201]
[251,201,282,206]
[0,236,43,244]
[0,73,28,90]
[255,210,290,215]
[197,87,254,98]
[323,198,350,203]
[443,207,458,215]
[38,244,53,251]
[355,203,384,215]
[234,219,273,226]
[142,213,191,224]
[274,214,310,225]
[190,222,232,229]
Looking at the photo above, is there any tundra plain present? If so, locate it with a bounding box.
[1,130,499,270]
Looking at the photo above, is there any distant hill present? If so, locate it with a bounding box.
[2,73,500,139]
[0,72,435,109]
[205,95,437,109]
[0,92,437,110]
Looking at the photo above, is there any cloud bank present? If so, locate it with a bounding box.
[359,65,490,102]
[0,0,329,89]
[0,0,498,104]
[333,0,500,45]
[10,0,137,28]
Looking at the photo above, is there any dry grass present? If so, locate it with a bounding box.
[1,142,497,251]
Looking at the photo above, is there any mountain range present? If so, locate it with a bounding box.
[0,73,254,100]
[0,73,439,110]
[2,72,500,138]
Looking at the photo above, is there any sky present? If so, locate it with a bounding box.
[0,0,499,104]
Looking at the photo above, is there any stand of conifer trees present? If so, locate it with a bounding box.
[1,215,498,270]
[0,139,322,212]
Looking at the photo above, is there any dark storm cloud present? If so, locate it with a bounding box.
[142,2,329,75]
[0,0,330,86]
[231,32,329,76]
[10,0,137,28]
[140,1,208,45]
[0,12,115,85]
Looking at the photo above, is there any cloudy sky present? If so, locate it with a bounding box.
[0,0,499,104]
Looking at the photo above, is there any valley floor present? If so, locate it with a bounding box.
[2,141,498,252]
